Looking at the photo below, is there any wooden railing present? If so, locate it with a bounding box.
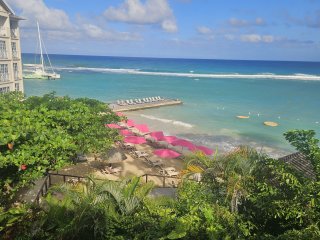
[34,172,88,205]
[141,173,179,188]
[34,172,187,204]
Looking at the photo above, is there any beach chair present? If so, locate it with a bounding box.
[146,158,163,167]
[163,167,179,177]
[134,150,149,158]
[123,142,136,150]
[126,100,130,105]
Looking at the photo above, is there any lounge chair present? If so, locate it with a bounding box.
[101,166,123,175]
[126,100,130,105]
[159,167,179,177]
[146,157,163,167]
[123,142,135,150]
[134,151,149,158]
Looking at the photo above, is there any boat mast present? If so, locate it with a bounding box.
[37,21,45,73]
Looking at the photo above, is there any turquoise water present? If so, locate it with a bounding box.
[23,54,320,157]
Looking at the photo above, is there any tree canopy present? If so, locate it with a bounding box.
[0,92,121,204]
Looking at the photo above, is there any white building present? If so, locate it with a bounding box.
[0,0,23,93]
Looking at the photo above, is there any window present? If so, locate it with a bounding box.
[13,63,19,80]
[0,40,7,59]
[0,86,10,93]
[0,64,9,82]
[12,42,18,59]
[15,83,19,91]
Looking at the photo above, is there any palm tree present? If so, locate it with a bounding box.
[35,176,154,239]
[183,146,262,212]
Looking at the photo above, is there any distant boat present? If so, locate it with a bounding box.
[23,22,60,80]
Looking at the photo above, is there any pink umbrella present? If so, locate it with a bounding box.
[149,131,165,141]
[120,129,134,136]
[116,112,125,117]
[126,119,135,127]
[106,123,122,129]
[162,136,178,144]
[194,145,214,155]
[124,136,147,144]
[172,139,196,151]
[134,124,150,133]
[153,149,181,159]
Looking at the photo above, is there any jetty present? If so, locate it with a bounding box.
[109,96,183,112]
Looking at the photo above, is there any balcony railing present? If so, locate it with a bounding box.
[11,29,18,39]
[14,71,19,80]
[0,73,9,82]
[12,51,19,59]
[0,26,8,37]
[0,51,8,59]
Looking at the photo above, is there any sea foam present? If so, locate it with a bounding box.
[140,114,193,128]
[55,66,320,81]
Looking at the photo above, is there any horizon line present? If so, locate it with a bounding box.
[21,52,320,63]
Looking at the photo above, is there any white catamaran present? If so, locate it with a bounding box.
[23,22,60,80]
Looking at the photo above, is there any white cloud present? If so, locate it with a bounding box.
[224,34,235,40]
[82,24,141,41]
[104,0,178,32]
[7,0,141,42]
[8,0,73,30]
[241,34,274,43]
[197,26,213,35]
[229,17,266,27]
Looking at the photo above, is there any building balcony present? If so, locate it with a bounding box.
[0,51,8,59]
[0,73,9,82]
[14,71,19,80]
[12,51,19,59]
[0,26,8,37]
[11,29,18,39]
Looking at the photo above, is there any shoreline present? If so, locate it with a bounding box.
[124,110,293,159]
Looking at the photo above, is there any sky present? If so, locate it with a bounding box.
[6,0,320,61]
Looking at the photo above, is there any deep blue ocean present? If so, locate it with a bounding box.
[22,53,320,157]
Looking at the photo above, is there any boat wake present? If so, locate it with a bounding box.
[55,66,320,81]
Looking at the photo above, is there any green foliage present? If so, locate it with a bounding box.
[0,92,120,205]
[24,177,154,240]
[0,204,32,239]
[284,129,320,179]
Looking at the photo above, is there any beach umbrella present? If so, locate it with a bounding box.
[153,149,181,159]
[120,129,134,136]
[124,136,147,144]
[194,145,214,155]
[171,139,196,151]
[134,124,150,133]
[149,131,165,141]
[162,136,178,144]
[116,112,125,117]
[106,123,122,129]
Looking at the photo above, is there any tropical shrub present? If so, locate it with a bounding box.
[0,92,120,205]
[25,176,154,240]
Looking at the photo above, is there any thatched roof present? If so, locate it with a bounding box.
[278,152,316,180]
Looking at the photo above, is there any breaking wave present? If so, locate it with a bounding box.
[140,114,193,128]
[55,66,320,81]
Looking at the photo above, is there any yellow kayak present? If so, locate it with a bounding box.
[237,116,250,119]
[264,121,279,127]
